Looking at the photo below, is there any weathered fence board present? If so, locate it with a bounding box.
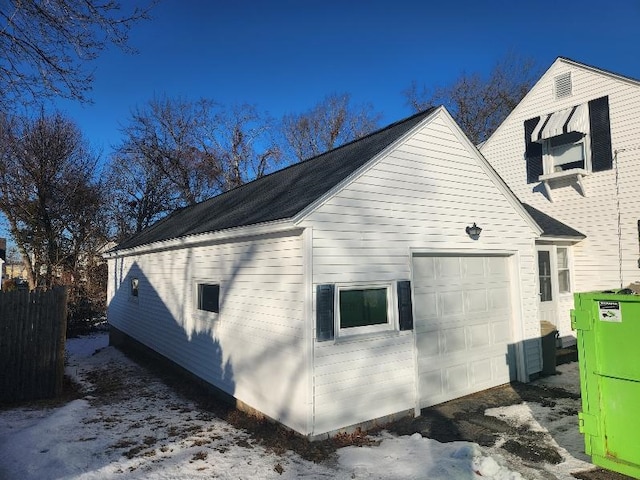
[0,287,68,403]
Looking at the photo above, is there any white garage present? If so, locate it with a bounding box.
[412,253,517,409]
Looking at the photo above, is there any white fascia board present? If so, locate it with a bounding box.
[436,106,543,237]
[103,219,302,259]
[291,109,439,225]
[558,57,640,88]
[536,236,585,244]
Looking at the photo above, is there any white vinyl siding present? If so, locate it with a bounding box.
[302,111,539,436]
[481,59,640,341]
[106,230,308,434]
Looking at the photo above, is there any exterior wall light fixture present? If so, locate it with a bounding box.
[466,223,482,239]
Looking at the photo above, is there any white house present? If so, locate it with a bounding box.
[105,107,552,438]
[480,57,640,347]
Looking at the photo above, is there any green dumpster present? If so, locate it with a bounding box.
[572,290,640,478]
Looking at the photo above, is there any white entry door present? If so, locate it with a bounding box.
[412,254,515,409]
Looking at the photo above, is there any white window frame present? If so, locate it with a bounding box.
[541,133,591,177]
[335,283,396,338]
[556,247,572,295]
[194,279,221,319]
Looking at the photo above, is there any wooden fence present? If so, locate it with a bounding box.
[0,287,68,403]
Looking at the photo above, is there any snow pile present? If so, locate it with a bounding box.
[485,362,593,479]
[0,334,582,479]
[339,432,522,480]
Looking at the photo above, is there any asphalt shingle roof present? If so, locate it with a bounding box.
[114,108,436,252]
[522,203,585,239]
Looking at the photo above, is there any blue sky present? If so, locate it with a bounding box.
[55,0,640,158]
[2,0,639,249]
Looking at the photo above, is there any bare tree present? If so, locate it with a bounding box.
[115,97,281,222]
[0,111,105,290]
[117,97,217,207]
[405,53,540,145]
[281,93,381,162]
[106,151,178,242]
[0,0,153,108]
[208,104,281,191]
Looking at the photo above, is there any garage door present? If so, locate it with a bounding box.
[413,254,515,409]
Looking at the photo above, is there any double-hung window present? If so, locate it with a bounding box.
[542,132,588,174]
[556,247,571,294]
[524,96,613,194]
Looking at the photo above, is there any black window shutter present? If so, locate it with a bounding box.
[316,284,335,341]
[524,117,543,183]
[397,281,414,331]
[588,96,613,172]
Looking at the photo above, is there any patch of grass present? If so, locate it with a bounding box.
[112,439,137,449]
[191,451,208,462]
[124,445,147,459]
[190,438,209,447]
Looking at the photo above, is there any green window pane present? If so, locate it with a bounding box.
[339,288,388,328]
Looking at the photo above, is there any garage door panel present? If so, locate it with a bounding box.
[412,256,436,279]
[471,359,493,384]
[416,334,441,357]
[463,256,486,279]
[465,289,488,313]
[413,254,514,410]
[419,370,444,400]
[445,364,469,392]
[443,327,466,353]
[441,291,464,315]
[436,257,462,280]
[492,321,511,343]
[487,256,508,276]
[489,288,510,309]
[468,324,490,348]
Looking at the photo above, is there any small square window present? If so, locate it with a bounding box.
[337,285,392,336]
[197,283,220,313]
[130,277,139,297]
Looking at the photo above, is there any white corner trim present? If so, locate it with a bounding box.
[303,227,314,436]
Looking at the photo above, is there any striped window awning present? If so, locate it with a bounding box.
[531,103,589,143]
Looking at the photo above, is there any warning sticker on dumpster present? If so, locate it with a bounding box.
[598,301,622,322]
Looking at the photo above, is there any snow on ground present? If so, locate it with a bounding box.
[0,334,590,479]
[485,362,593,479]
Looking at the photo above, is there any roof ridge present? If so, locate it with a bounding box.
[194,107,436,207]
[556,56,640,86]
[112,107,437,252]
